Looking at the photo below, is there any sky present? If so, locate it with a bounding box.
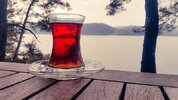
[55,0,145,27]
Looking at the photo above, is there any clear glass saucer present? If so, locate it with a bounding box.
[28,59,104,80]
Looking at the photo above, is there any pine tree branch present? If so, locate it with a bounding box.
[8,23,40,42]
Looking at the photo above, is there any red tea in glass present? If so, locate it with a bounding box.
[48,13,85,69]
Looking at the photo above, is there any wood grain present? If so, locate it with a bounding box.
[0,70,16,78]
[124,84,164,100]
[0,77,56,99]
[0,62,28,72]
[76,80,124,100]
[1,62,178,87]
[0,73,34,89]
[164,87,178,100]
[30,79,91,100]
[89,70,178,87]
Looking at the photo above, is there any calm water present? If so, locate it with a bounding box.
[24,34,178,75]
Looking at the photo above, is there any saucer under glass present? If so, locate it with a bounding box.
[28,59,104,80]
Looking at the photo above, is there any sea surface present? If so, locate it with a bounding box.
[23,34,178,75]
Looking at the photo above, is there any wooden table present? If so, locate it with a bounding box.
[0,62,178,100]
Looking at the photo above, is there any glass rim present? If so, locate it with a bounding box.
[47,13,85,19]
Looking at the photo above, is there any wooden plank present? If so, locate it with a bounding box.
[30,79,91,100]
[124,84,164,100]
[0,77,56,100]
[0,73,34,90]
[0,70,16,78]
[76,80,124,100]
[89,70,178,87]
[0,62,28,72]
[164,87,178,100]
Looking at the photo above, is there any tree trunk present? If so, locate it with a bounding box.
[13,0,36,61]
[0,0,8,61]
[141,0,159,73]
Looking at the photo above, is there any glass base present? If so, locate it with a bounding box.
[28,59,104,80]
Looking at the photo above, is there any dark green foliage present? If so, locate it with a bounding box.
[20,40,43,63]
[105,0,177,73]
[6,25,19,57]
[106,0,131,15]
[106,0,177,32]
[159,2,178,32]
[6,0,71,62]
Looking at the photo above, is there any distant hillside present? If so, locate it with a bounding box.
[81,23,178,36]
[36,22,178,36]
[113,26,144,35]
[161,29,178,36]
[81,23,116,35]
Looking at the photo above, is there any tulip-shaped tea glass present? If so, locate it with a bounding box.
[48,13,85,70]
[28,13,104,80]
